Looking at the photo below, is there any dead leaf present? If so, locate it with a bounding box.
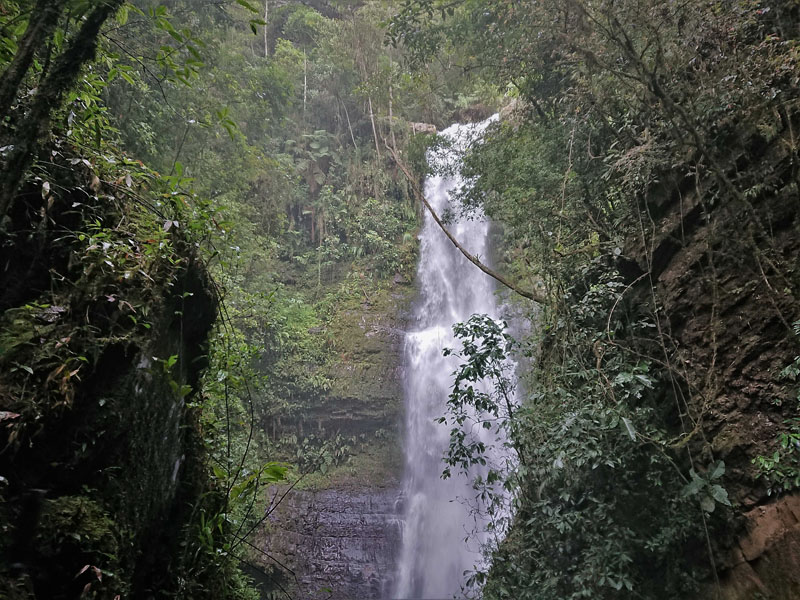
[45,364,66,385]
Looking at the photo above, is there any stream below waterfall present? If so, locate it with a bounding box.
[393,115,514,599]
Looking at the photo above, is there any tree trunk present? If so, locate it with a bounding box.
[302,49,307,123]
[0,0,66,121]
[0,0,124,219]
[339,97,357,150]
[368,95,381,159]
[264,0,269,58]
[388,54,397,154]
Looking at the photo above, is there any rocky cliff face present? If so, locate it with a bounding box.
[620,115,800,598]
[719,493,800,599]
[0,168,218,599]
[317,282,414,438]
[258,486,402,599]
[253,278,413,599]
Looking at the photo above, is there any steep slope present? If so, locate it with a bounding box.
[621,119,800,598]
[0,151,219,598]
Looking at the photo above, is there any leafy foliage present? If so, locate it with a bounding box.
[390,0,800,596]
[439,275,725,599]
[754,321,800,496]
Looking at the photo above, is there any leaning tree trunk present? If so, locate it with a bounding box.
[0,0,66,121]
[0,0,123,219]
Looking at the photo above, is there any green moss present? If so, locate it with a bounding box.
[294,434,403,491]
[325,281,415,402]
[37,495,118,560]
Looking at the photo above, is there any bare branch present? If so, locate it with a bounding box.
[387,143,544,304]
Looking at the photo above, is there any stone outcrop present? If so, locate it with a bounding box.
[255,280,413,598]
[410,122,437,135]
[619,112,800,596]
[0,169,218,598]
[716,494,800,599]
[318,285,413,437]
[257,487,402,599]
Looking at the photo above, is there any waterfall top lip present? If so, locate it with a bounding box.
[426,114,499,172]
[439,113,499,141]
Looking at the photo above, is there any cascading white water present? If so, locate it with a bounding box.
[393,116,510,599]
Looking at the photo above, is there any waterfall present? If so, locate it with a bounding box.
[393,115,512,599]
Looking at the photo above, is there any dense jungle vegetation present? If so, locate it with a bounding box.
[0,0,484,596]
[389,1,800,599]
[1,0,799,599]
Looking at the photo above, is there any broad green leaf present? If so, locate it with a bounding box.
[621,416,636,441]
[235,0,259,12]
[708,460,725,480]
[710,484,731,506]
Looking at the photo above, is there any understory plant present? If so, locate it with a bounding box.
[442,267,729,599]
[754,321,800,496]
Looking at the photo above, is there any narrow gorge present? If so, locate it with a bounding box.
[2,2,800,600]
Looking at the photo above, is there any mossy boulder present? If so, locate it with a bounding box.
[0,149,217,598]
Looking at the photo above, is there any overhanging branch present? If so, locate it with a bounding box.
[387,143,544,304]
